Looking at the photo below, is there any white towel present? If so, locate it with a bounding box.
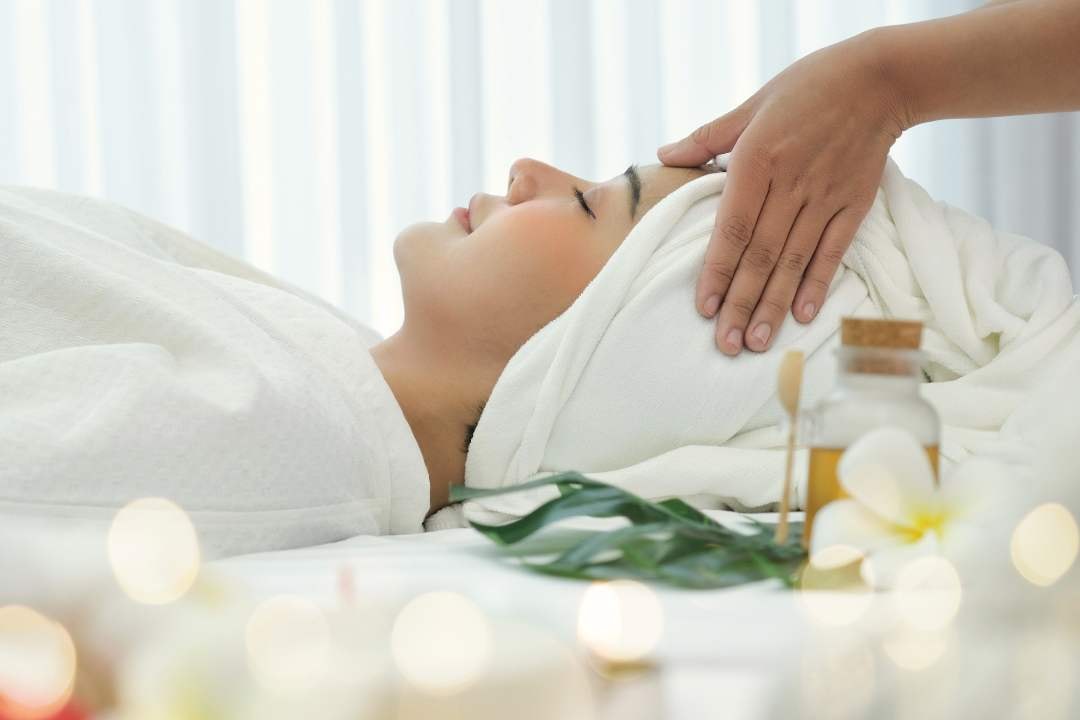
[462,159,1079,525]
[0,187,430,557]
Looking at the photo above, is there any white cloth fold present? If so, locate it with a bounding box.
[463,159,1079,525]
[0,187,430,557]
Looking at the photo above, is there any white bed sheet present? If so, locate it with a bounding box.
[212,514,813,720]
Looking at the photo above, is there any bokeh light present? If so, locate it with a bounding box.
[891,556,962,632]
[107,497,201,605]
[390,591,493,696]
[577,580,664,665]
[882,627,949,671]
[797,544,874,626]
[392,617,597,720]
[246,595,331,694]
[0,606,77,720]
[1010,503,1079,587]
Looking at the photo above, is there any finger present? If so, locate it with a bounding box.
[744,204,834,351]
[695,151,769,317]
[792,207,865,323]
[713,191,801,355]
[658,106,749,167]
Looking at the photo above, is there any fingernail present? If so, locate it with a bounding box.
[703,294,720,317]
[658,142,678,157]
[751,323,771,348]
[724,328,742,352]
[803,302,817,320]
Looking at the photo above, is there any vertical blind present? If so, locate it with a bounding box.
[1,0,1077,338]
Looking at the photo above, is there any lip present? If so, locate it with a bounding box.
[453,206,472,233]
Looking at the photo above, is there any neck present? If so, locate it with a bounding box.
[370,329,498,515]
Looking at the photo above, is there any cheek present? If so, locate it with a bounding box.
[493,213,596,297]
[460,212,603,343]
[513,208,602,284]
[530,241,600,297]
[403,205,613,362]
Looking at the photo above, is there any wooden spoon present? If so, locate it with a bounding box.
[775,350,805,544]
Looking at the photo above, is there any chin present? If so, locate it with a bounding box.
[389,223,425,275]
[394,220,458,264]
[393,222,453,318]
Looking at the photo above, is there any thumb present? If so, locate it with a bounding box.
[658,106,748,167]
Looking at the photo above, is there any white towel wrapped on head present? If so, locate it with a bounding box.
[462,159,1079,525]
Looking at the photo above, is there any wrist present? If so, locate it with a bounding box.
[849,26,922,137]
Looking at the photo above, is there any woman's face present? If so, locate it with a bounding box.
[394,158,707,364]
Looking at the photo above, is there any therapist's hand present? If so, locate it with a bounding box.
[658,32,909,355]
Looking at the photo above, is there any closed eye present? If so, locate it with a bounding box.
[574,187,596,220]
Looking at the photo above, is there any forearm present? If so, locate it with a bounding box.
[869,0,1080,129]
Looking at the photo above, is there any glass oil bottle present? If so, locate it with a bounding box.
[802,317,941,547]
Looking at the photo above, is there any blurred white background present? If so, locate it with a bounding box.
[1,0,1077,337]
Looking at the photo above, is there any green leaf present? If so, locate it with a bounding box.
[655,497,721,527]
[552,522,672,568]
[455,472,808,590]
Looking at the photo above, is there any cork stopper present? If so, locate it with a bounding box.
[839,317,923,375]
[841,317,922,349]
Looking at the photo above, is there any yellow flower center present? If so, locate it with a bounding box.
[897,506,948,542]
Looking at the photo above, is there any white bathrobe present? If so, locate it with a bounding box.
[0,187,429,558]
[460,159,1080,526]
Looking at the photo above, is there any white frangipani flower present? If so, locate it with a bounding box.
[811,427,1020,589]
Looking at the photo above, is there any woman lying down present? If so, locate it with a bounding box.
[1,157,1076,557]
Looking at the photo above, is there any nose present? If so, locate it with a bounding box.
[506,157,582,205]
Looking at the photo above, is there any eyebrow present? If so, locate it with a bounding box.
[624,164,642,219]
